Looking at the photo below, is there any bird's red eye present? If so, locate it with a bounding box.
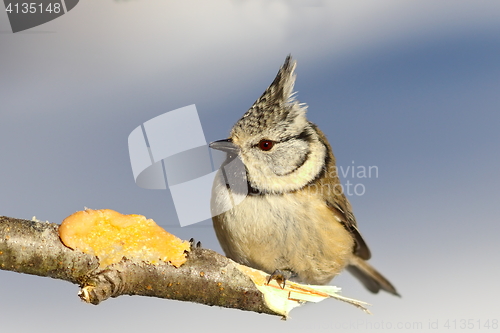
[259,140,274,151]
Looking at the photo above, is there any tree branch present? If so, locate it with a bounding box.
[0,215,277,316]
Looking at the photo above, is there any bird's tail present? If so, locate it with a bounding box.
[347,256,400,296]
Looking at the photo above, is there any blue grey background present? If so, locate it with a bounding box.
[1,1,499,332]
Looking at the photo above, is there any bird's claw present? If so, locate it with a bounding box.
[189,238,202,249]
[267,269,296,289]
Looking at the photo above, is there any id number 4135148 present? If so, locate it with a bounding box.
[5,2,62,14]
[443,319,498,330]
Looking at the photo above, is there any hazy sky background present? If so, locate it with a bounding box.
[1,1,499,332]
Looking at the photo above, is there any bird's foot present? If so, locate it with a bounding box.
[266,269,297,289]
[188,238,202,250]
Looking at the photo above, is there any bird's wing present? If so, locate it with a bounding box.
[326,199,371,260]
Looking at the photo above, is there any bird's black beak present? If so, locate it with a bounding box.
[209,139,240,154]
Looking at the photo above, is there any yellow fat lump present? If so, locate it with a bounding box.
[59,209,190,268]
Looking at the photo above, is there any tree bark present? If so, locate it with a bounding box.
[0,215,277,316]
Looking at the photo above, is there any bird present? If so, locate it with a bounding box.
[209,55,399,296]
